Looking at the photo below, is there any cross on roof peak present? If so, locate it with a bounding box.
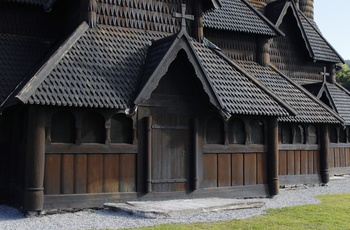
[172,4,194,29]
[320,67,330,83]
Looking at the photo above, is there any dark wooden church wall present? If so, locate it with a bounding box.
[204,29,257,62]
[0,0,81,39]
[93,0,193,33]
[0,106,27,203]
[44,109,137,196]
[278,123,321,184]
[203,117,267,188]
[328,126,350,175]
[270,13,326,83]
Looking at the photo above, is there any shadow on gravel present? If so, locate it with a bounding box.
[0,205,24,221]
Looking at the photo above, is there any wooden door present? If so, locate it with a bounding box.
[151,113,190,192]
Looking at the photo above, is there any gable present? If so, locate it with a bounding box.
[266,0,343,63]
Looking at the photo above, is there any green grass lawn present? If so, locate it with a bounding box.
[139,193,350,230]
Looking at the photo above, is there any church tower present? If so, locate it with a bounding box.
[299,0,314,19]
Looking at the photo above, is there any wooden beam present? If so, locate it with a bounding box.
[147,116,152,193]
[267,117,279,196]
[320,125,330,183]
[23,106,46,211]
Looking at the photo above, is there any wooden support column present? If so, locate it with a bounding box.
[193,1,204,42]
[328,64,336,84]
[193,118,199,190]
[23,106,45,212]
[320,124,330,184]
[267,117,279,196]
[147,116,152,193]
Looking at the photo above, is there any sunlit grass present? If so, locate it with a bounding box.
[138,193,350,230]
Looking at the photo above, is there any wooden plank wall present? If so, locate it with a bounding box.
[279,150,319,175]
[203,153,267,188]
[44,153,136,195]
[329,148,350,168]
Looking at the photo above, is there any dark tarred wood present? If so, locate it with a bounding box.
[119,154,136,192]
[151,113,189,192]
[87,154,103,193]
[147,116,152,193]
[267,117,279,196]
[320,125,329,183]
[287,150,295,175]
[103,154,119,193]
[24,106,46,211]
[329,148,335,168]
[61,154,74,194]
[74,154,87,194]
[244,154,257,185]
[294,150,301,175]
[314,151,320,173]
[300,150,308,174]
[308,151,314,174]
[279,151,287,175]
[203,154,217,188]
[231,154,244,186]
[44,154,61,195]
[218,154,231,187]
[257,153,267,184]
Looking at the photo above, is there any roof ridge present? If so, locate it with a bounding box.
[15,22,89,104]
[270,64,344,124]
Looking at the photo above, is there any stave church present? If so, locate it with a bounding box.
[1,0,349,212]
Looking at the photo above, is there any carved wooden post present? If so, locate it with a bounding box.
[23,106,45,212]
[267,117,279,196]
[328,64,336,84]
[320,124,330,184]
[147,116,152,193]
[257,38,270,67]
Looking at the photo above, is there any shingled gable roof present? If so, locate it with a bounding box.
[203,0,284,37]
[266,0,344,63]
[322,83,350,126]
[136,29,294,118]
[15,22,170,109]
[238,61,343,124]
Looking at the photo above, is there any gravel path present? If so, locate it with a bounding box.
[1,176,350,230]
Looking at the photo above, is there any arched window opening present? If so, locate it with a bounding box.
[51,111,76,143]
[206,117,224,144]
[228,118,245,144]
[251,120,264,144]
[339,127,347,143]
[307,125,318,144]
[294,125,305,144]
[81,112,105,144]
[329,126,338,143]
[281,123,293,144]
[111,114,133,144]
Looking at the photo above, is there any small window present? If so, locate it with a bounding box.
[329,126,337,143]
[251,120,264,144]
[51,111,76,143]
[294,125,305,144]
[307,125,318,144]
[206,117,224,144]
[228,118,245,144]
[281,123,292,144]
[81,112,105,144]
[339,127,346,143]
[111,114,133,144]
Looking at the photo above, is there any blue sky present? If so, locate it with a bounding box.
[314,1,350,60]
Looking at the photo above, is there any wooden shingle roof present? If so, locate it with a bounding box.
[0,33,53,106]
[325,83,350,125]
[204,0,283,36]
[238,61,343,124]
[16,22,169,109]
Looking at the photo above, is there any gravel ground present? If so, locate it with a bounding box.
[1,176,350,230]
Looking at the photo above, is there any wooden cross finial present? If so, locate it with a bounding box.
[320,67,330,82]
[172,4,194,29]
